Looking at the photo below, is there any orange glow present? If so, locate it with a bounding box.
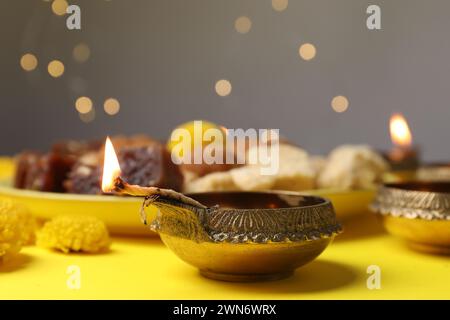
[390,113,412,147]
[101,137,121,192]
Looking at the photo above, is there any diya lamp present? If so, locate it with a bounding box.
[372,116,450,254]
[371,181,450,255]
[416,163,450,182]
[382,113,420,182]
[101,137,342,282]
[386,113,420,170]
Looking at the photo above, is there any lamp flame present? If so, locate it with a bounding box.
[102,136,121,192]
[390,113,412,147]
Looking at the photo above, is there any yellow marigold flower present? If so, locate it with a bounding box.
[18,209,38,245]
[0,203,23,261]
[0,198,37,260]
[0,198,37,246]
[37,215,111,253]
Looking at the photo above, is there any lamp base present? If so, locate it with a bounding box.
[199,270,293,282]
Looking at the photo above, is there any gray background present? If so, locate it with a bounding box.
[0,0,448,161]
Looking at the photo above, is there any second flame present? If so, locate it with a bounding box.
[390,113,412,148]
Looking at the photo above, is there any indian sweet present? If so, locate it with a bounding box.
[184,143,317,192]
[184,170,238,193]
[13,128,390,195]
[317,145,389,190]
[14,135,184,195]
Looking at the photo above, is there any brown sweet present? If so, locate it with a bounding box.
[65,144,184,194]
[14,139,104,192]
[101,135,159,158]
[14,151,40,189]
[63,152,103,194]
[14,135,182,194]
[14,151,74,192]
[120,145,184,190]
[51,139,103,158]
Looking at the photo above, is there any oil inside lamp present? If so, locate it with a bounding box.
[387,113,419,171]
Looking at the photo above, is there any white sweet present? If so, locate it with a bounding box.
[183,171,238,193]
[229,165,276,191]
[184,143,317,193]
[246,143,316,191]
[317,145,389,190]
[272,144,316,191]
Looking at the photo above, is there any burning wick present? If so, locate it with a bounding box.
[101,137,207,224]
[390,113,412,149]
[101,136,121,193]
[386,114,419,171]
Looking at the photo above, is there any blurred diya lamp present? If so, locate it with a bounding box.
[416,163,450,182]
[382,114,420,182]
[102,137,342,281]
[386,113,420,170]
[371,182,450,255]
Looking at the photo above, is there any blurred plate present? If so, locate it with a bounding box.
[0,178,157,236]
[0,174,375,235]
[0,157,14,179]
[301,188,375,220]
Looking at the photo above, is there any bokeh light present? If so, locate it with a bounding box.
[234,16,252,34]
[51,0,68,16]
[272,0,288,12]
[73,43,91,63]
[215,79,232,97]
[299,43,317,61]
[75,96,93,114]
[20,53,38,71]
[103,98,120,115]
[47,60,65,78]
[331,95,349,113]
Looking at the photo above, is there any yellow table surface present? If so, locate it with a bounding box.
[0,158,448,299]
[1,214,449,300]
